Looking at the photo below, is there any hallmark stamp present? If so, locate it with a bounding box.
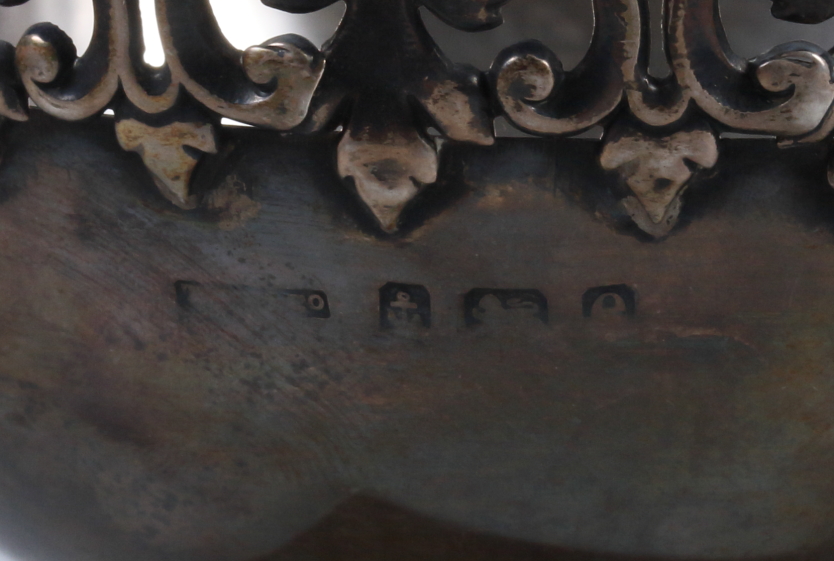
[174,280,201,310]
[282,290,331,319]
[582,285,636,318]
[464,289,549,327]
[174,282,331,319]
[379,283,431,329]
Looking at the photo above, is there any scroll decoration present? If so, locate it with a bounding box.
[494,0,834,236]
[0,0,325,207]
[491,0,644,137]
[1,0,834,237]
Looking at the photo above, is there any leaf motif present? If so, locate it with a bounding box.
[338,115,438,233]
[600,119,718,238]
[116,119,218,209]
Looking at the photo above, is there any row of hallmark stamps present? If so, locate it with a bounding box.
[175,281,637,329]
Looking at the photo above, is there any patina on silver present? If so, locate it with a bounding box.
[2,1,834,560]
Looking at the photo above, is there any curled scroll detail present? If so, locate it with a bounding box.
[5,0,326,207]
[490,0,834,235]
[5,0,834,237]
[157,0,325,130]
[15,0,121,121]
[492,0,642,136]
[666,0,834,142]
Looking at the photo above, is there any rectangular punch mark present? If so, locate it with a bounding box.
[464,289,549,327]
[174,282,331,319]
[379,283,431,330]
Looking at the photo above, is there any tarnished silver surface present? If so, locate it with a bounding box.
[3,1,834,560]
[1,114,834,561]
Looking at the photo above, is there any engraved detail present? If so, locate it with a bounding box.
[174,280,201,310]
[600,118,718,238]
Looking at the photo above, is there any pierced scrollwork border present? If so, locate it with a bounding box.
[1,0,834,237]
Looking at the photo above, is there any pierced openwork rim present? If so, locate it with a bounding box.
[2,0,834,238]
